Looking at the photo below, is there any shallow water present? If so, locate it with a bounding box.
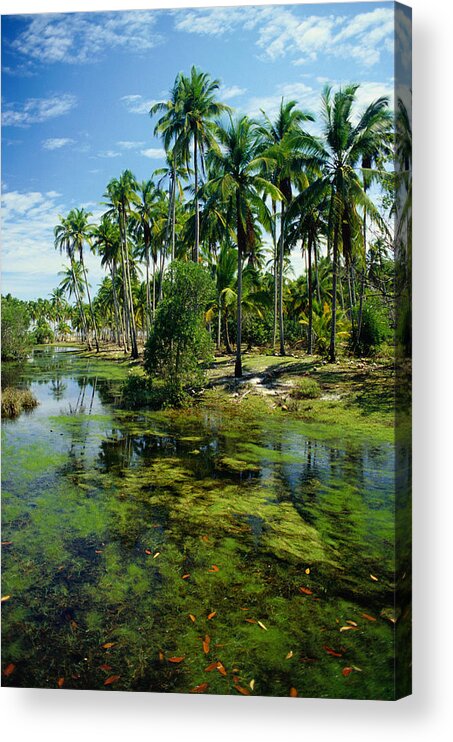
[2,347,399,698]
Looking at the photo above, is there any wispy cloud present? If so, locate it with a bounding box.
[141,148,165,160]
[98,150,121,159]
[117,140,146,150]
[220,85,247,101]
[2,94,77,127]
[121,94,157,114]
[174,6,394,68]
[42,137,75,150]
[11,11,163,66]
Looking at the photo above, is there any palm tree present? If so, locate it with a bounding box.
[258,99,313,356]
[58,262,87,342]
[91,215,126,350]
[290,85,391,362]
[105,171,140,358]
[207,115,282,377]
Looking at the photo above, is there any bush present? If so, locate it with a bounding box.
[1,387,38,418]
[120,370,167,409]
[144,261,214,406]
[352,299,391,356]
[1,294,32,361]
[291,377,321,400]
[33,320,54,345]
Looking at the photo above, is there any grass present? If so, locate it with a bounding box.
[1,387,38,418]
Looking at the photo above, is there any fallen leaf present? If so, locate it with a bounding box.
[323,645,342,657]
[158,651,164,661]
[346,620,358,627]
[370,574,379,582]
[207,611,217,620]
[232,675,240,684]
[153,552,160,558]
[305,568,310,575]
[102,642,116,649]
[216,662,227,677]
[72,674,81,680]
[235,685,250,696]
[257,621,268,631]
[104,674,120,686]
[204,662,219,672]
[190,682,208,693]
[145,549,152,555]
[1,595,11,603]
[352,665,363,672]
[342,667,353,677]
[3,663,15,677]
[70,620,78,632]
[95,549,103,554]
[189,614,196,623]
[168,656,185,663]
[249,679,255,691]
[208,564,219,573]
[202,635,211,654]
[201,535,209,543]
[286,651,294,660]
[289,687,298,697]
[361,613,376,622]
[239,607,249,611]
[299,587,313,595]
[340,626,358,632]
[99,664,112,672]
[1,541,13,546]
[244,618,257,624]
[57,677,65,688]
[182,574,190,580]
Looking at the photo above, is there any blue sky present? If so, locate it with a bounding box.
[1,1,401,300]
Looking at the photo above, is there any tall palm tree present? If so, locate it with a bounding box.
[58,262,87,342]
[207,115,282,377]
[290,85,391,362]
[91,215,126,350]
[258,99,313,356]
[105,171,140,358]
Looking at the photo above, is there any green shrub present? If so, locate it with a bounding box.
[352,299,391,356]
[33,320,54,345]
[1,294,32,361]
[291,377,321,400]
[1,387,38,418]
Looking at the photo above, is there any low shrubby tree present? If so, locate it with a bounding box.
[1,294,32,361]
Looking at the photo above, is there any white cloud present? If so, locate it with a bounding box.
[2,94,77,127]
[11,11,163,66]
[117,140,146,149]
[141,148,166,160]
[220,85,247,101]
[42,137,74,150]
[121,94,158,115]
[246,81,316,119]
[98,150,121,159]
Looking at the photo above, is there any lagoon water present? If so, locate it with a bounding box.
[2,347,400,698]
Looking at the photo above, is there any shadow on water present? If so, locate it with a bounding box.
[1,346,403,699]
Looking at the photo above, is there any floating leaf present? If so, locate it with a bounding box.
[204,662,219,672]
[323,645,342,657]
[99,664,112,672]
[190,682,208,693]
[57,677,65,688]
[342,667,353,677]
[370,574,379,582]
[244,618,256,624]
[207,612,217,620]
[299,587,313,595]
[257,621,268,631]
[286,651,294,660]
[202,635,211,654]
[340,626,358,632]
[208,565,219,573]
[145,549,152,555]
[346,620,358,627]
[188,614,196,623]
[361,613,376,622]
[168,656,185,663]
[104,674,120,686]
[305,568,310,575]
[235,685,250,696]
[182,574,190,580]
[289,687,298,697]
[1,595,11,603]
[102,642,116,649]
[3,663,15,677]
[216,662,227,677]
[153,552,160,559]
[249,679,255,691]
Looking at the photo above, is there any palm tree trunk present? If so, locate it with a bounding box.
[110,262,123,349]
[307,237,313,355]
[314,242,321,303]
[152,259,156,319]
[217,294,222,352]
[356,206,367,349]
[121,209,138,359]
[235,197,244,378]
[171,170,177,262]
[72,261,90,350]
[145,248,151,337]
[329,221,340,363]
[225,314,232,354]
[193,134,199,263]
[80,257,99,352]
[278,202,286,356]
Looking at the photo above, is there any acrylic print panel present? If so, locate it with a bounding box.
[1,1,412,700]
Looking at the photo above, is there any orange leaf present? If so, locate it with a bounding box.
[190,682,208,693]
[235,685,251,696]
[1,541,13,546]
[204,662,219,672]
[244,618,257,624]
[158,651,164,661]
[3,663,15,677]
[208,564,219,573]
[202,635,211,654]
[168,656,185,663]
[216,662,227,677]
[346,620,358,627]
[102,642,116,649]
[342,666,353,677]
[207,612,217,620]
[362,613,376,622]
[95,549,103,554]
[323,645,342,657]
[201,535,209,543]
[70,620,78,632]
[232,675,240,684]
[289,687,298,697]
[189,614,196,623]
[299,587,313,595]
[1,595,11,603]
[239,607,249,611]
[57,677,65,688]
[104,674,120,686]
[99,664,112,672]
[145,549,152,555]
[182,574,190,580]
